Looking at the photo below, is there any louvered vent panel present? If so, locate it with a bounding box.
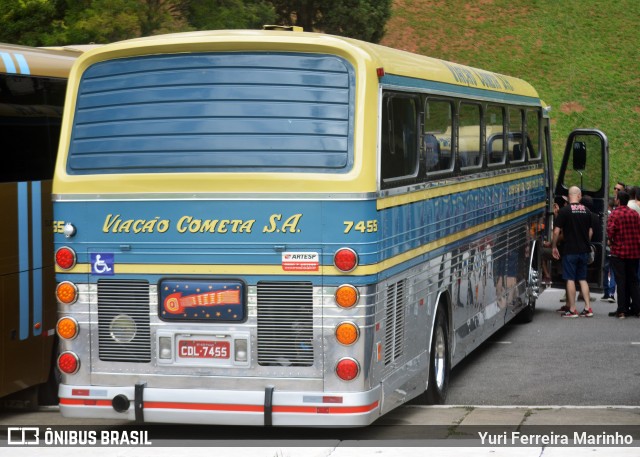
[384,280,406,366]
[257,281,314,367]
[97,279,151,362]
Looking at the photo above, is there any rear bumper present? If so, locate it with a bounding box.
[58,383,381,427]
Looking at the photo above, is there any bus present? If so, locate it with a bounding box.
[0,43,85,406]
[51,29,608,426]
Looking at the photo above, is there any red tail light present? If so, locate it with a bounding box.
[55,247,76,270]
[58,352,80,374]
[334,248,358,272]
[335,357,360,381]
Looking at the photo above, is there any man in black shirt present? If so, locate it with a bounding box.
[552,186,594,317]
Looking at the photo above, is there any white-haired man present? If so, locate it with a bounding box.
[552,186,594,317]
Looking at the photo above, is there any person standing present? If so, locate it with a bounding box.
[601,197,617,303]
[552,186,594,318]
[606,190,640,318]
[627,186,640,214]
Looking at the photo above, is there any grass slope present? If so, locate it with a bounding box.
[381,0,640,186]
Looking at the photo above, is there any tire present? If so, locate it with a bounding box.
[517,243,539,324]
[416,309,450,405]
[38,350,61,406]
[517,297,536,324]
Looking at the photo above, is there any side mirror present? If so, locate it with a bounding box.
[573,141,587,170]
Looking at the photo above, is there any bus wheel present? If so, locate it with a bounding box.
[425,309,450,404]
[38,352,61,406]
[518,262,539,324]
[517,295,536,324]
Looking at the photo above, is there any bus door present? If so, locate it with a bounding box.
[552,129,609,290]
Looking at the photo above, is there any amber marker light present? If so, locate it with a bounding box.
[333,248,358,272]
[335,284,359,308]
[56,317,79,340]
[335,321,359,345]
[56,281,78,305]
[58,352,80,374]
[335,357,360,381]
[55,246,76,270]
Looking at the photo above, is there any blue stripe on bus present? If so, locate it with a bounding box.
[1,52,17,74]
[18,182,30,340]
[32,181,42,336]
[53,174,545,287]
[14,54,30,75]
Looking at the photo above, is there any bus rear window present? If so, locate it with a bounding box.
[67,52,355,175]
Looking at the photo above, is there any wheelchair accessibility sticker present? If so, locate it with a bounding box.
[91,253,114,275]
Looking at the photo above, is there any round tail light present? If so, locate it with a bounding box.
[56,281,78,305]
[58,352,80,374]
[335,322,359,345]
[334,248,358,272]
[335,284,359,308]
[336,357,360,381]
[55,247,76,270]
[56,317,79,340]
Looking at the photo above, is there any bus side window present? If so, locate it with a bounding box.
[381,93,418,184]
[459,102,482,170]
[0,75,65,182]
[508,107,525,163]
[526,108,541,160]
[424,98,454,174]
[487,105,505,166]
[423,134,440,171]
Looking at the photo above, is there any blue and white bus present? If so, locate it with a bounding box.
[52,29,608,426]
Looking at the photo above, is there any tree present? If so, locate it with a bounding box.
[0,0,63,46]
[0,0,392,46]
[186,0,275,30]
[138,0,191,36]
[47,0,144,44]
[47,0,191,44]
[270,0,391,43]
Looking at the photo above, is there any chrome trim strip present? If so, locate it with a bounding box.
[52,191,379,202]
[378,163,543,199]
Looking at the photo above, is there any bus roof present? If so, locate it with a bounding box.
[0,42,87,78]
[72,29,540,99]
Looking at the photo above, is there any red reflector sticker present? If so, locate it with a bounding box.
[72,389,90,396]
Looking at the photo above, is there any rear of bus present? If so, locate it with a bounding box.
[53,31,384,426]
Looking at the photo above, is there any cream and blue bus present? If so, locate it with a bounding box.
[52,29,608,426]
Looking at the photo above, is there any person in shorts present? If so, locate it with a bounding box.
[552,186,594,317]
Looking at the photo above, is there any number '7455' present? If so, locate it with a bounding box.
[343,220,378,234]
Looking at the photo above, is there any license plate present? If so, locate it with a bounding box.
[178,340,230,359]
